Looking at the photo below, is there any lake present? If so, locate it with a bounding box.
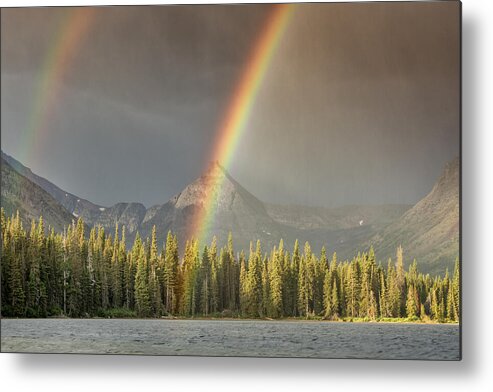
[0,319,460,360]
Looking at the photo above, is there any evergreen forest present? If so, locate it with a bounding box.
[1,209,460,322]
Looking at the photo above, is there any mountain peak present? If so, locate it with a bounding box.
[173,161,234,210]
[202,160,227,178]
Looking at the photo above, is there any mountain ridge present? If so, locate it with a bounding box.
[0,150,459,273]
[1,157,77,232]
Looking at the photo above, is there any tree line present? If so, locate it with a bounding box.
[0,209,460,322]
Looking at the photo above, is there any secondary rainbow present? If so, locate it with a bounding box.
[19,8,95,163]
[193,4,295,246]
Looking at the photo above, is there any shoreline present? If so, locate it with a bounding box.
[0,316,459,325]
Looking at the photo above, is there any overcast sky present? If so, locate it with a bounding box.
[1,2,460,208]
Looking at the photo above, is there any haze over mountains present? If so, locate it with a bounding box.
[0,150,459,275]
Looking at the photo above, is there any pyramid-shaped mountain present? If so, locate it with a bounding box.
[140,161,285,251]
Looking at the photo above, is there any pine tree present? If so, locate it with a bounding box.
[239,251,248,316]
[314,247,328,315]
[134,238,151,317]
[124,227,137,310]
[323,269,332,318]
[180,241,197,316]
[201,245,212,316]
[269,246,283,318]
[298,255,308,318]
[245,241,262,317]
[148,226,161,316]
[446,284,455,321]
[451,258,460,321]
[297,242,315,317]
[330,279,340,319]
[280,252,290,316]
[227,232,238,312]
[209,237,219,314]
[346,258,361,318]
[111,224,123,308]
[406,285,418,319]
[395,245,406,316]
[378,268,388,318]
[261,256,270,317]
[431,285,440,320]
[387,259,400,317]
[27,218,45,316]
[290,240,300,316]
[218,247,232,312]
[163,231,179,314]
[11,252,25,316]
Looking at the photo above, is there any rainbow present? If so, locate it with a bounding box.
[19,8,95,163]
[192,4,295,246]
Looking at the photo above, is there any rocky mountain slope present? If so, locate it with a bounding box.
[1,157,76,232]
[1,151,147,239]
[1,150,102,222]
[369,158,460,274]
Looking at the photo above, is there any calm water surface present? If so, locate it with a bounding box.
[1,319,460,360]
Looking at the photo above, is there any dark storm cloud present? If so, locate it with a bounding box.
[1,2,460,208]
[233,2,460,207]
[1,5,271,206]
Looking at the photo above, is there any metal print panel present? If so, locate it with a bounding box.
[0,1,461,359]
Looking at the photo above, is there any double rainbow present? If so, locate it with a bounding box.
[22,5,294,248]
[192,4,295,246]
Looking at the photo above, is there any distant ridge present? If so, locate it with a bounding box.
[1,150,459,273]
[1,150,146,238]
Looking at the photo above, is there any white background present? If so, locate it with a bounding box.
[0,0,491,391]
